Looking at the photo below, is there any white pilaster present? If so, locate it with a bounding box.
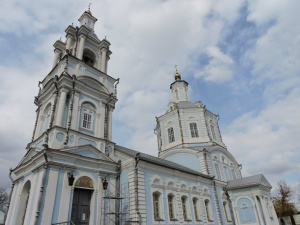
[56,88,68,127]
[100,48,107,73]
[97,175,104,225]
[66,34,73,51]
[77,34,86,60]
[40,168,59,225]
[52,49,61,68]
[58,171,72,223]
[70,91,80,130]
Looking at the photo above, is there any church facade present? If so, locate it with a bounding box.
[4,9,279,225]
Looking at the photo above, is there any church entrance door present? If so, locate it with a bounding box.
[71,188,92,225]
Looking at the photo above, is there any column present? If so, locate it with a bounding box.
[98,54,102,71]
[56,88,68,127]
[65,34,73,51]
[52,49,61,68]
[70,91,80,130]
[100,48,107,72]
[76,34,86,60]
[254,195,264,225]
[105,55,110,73]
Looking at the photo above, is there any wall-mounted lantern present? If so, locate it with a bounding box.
[68,172,75,186]
[102,178,108,190]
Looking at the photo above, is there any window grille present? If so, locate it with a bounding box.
[210,125,217,140]
[215,163,221,180]
[168,195,175,220]
[190,123,199,138]
[83,113,92,129]
[193,198,200,221]
[153,193,160,220]
[182,197,188,220]
[168,127,175,143]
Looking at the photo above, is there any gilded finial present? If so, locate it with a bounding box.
[174,64,181,80]
[86,3,92,15]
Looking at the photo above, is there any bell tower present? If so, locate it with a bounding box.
[29,7,119,154]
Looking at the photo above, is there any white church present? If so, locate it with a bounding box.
[4,8,279,225]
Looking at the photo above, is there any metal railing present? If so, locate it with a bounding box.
[52,221,75,225]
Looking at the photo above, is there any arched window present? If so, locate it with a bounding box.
[167,127,175,143]
[205,199,214,221]
[223,166,228,181]
[80,103,95,131]
[210,125,217,140]
[214,163,221,180]
[190,122,199,138]
[223,201,232,222]
[193,197,201,221]
[168,195,175,220]
[83,48,96,67]
[15,180,31,225]
[181,196,189,220]
[231,168,236,180]
[175,90,179,100]
[153,192,161,220]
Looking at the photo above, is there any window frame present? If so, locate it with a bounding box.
[167,127,175,143]
[153,192,162,221]
[210,124,217,140]
[193,197,201,221]
[181,196,190,221]
[167,194,176,221]
[80,103,95,132]
[205,199,214,222]
[189,122,199,138]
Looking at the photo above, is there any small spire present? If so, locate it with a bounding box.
[86,3,92,15]
[174,64,181,80]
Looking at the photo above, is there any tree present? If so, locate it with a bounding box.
[273,180,297,225]
[0,187,8,210]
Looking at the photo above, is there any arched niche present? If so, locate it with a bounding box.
[83,48,96,67]
[15,180,31,225]
[75,176,94,189]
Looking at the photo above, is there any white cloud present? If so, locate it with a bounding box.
[195,46,234,82]
[223,89,300,186]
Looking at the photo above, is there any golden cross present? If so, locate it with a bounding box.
[88,3,91,10]
[174,64,178,72]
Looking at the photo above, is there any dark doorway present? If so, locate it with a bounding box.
[71,188,92,225]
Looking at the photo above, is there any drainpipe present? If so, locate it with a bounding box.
[134,153,141,224]
[34,144,49,225]
[4,168,14,224]
[224,189,236,225]
[116,160,121,225]
[64,74,76,145]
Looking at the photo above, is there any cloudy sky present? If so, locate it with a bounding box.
[0,0,299,199]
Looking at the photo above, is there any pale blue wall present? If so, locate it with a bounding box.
[165,153,202,173]
[163,115,179,144]
[235,197,257,224]
[183,113,204,138]
[78,138,97,148]
[74,150,100,159]
[143,168,218,225]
